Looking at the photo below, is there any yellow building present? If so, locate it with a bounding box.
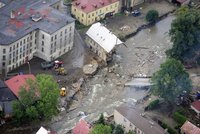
[71,0,120,26]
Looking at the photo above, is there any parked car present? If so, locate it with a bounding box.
[184,64,192,69]
[41,61,54,70]
[132,10,141,17]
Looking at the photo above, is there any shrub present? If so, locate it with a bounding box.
[160,122,177,134]
[172,112,187,125]
[147,99,160,110]
[146,10,159,23]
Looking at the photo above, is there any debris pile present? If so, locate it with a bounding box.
[83,60,98,75]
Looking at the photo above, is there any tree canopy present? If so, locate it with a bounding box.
[166,6,200,62]
[151,58,192,104]
[113,124,124,134]
[12,74,59,123]
[90,124,112,134]
[146,10,159,23]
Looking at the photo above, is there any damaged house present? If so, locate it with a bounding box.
[86,22,123,63]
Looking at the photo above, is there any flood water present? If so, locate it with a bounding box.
[50,15,175,134]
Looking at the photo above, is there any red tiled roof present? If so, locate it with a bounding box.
[5,74,35,98]
[191,100,200,112]
[181,121,200,134]
[73,119,91,134]
[72,0,118,13]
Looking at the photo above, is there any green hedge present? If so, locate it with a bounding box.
[160,122,177,134]
[147,99,160,110]
[172,112,187,125]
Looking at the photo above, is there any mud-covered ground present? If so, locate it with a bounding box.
[50,15,175,134]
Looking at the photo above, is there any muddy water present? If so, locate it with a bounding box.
[50,15,175,134]
[116,15,175,76]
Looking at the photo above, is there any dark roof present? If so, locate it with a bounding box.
[0,80,16,101]
[115,105,165,134]
[0,0,75,45]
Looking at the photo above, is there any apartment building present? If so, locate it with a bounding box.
[71,0,119,26]
[0,0,75,75]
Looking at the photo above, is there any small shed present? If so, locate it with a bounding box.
[0,80,17,117]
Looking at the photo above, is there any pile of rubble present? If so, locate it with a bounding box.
[83,60,98,75]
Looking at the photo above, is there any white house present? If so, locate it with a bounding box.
[86,22,122,62]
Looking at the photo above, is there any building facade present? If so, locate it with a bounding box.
[86,23,122,62]
[0,0,75,75]
[71,0,120,26]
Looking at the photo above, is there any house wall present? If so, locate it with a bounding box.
[114,110,144,134]
[0,22,75,74]
[85,36,107,61]
[71,1,120,26]
[0,31,37,74]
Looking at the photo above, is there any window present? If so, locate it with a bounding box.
[20,41,22,46]
[92,13,94,16]
[2,62,5,67]
[3,49,6,54]
[30,42,32,47]
[82,13,84,17]
[30,49,32,53]
[9,60,11,65]
[30,35,32,40]
[55,35,57,40]
[24,39,25,44]
[51,43,53,48]
[42,48,44,52]
[88,15,90,18]
[60,31,62,36]
[10,47,12,52]
[42,34,44,39]
[42,41,44,46]
[70,26,72,31]
[17,43,19,47]
[2,55,6,60]
[13,45,15,50]
[27,37,29,42]
[51,37,53,41]
[74,9,76,12]
[65,29,67,34]
[115,3,117,7]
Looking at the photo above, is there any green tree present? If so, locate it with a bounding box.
[151,58,192,104]
[146,10,159,23]
[166,7,200,61]
[97,113,105,125]
[12,74,59,123]
[90,124,112,134]
[113,124,124,134]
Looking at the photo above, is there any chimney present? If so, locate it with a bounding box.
[10,10,15,19]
